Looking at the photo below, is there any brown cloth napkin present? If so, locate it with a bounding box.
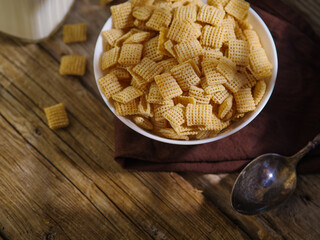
[114,0,320,174]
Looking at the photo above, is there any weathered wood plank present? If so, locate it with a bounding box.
[0,115,123,239]
[0,38,250,239]
[182,173,320,240]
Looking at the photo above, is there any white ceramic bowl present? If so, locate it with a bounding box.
[94,3,278,145]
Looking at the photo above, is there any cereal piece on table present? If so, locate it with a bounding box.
[228,39,249,66]
[253,80,266,105]
[170,62,201,91]
[164,40,176,58]
[133,116,153,130]
[100,47,120,70]
[98,73,122,99]
[138,95,153,117]
[174,4,197,22]
[167,19,197,42]
[249,47,272,76]
[197,5,225,26]
[154,72,183,99]
[244,29,261,50]
[110,2,134,29]
[123,32,151,44]
[216,57,237,82]
[158,58,179,72]
[211,87,230,104]
[63,23,87,43]
[102,29,125,46]
[174,96,196,106]
[59,55,86,76]
[147,82,165,104]
[133,6,154,20]
[200,25,224,49]
[218,95,233,119]
[158,128,189,140]
[225,0,250,21]
[189,86,211,104]
[144,36,164,61]
[158,28,169,56]
[118,44,143,66]
[133,57,164,82]
[234,88,256,113]
[174,39,203,63]
[163,105,185,127]
[186,104,213,126]
[112,86,143,104]
[109,68,131,80]
[44,103,69,130]
[146,8,172,31]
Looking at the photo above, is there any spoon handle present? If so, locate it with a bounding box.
[289,133,320,167]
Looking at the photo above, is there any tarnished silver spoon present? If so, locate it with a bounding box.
[231,133,320,215]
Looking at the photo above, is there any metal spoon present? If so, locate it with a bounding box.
[231,133,320,215]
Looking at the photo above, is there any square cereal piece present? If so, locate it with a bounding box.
[110,2,134,29]
[158,128,189,140]
[114,99,139,116]
[164,40,176,58]
[163,105,185,127]
[112,86,143,104]
[253,80,266,105]
[201,61,227,85]
[234,88,256,113]
[249,47,272,75]
[174,5,198,22]
[133,57,164,82]
[118,44,143,66]
[133,5,154,20]
[211,87,230,104]
[146,8,172,31]
[186,104,213,126]
[109,67,131,80]
[154,100,175,120]
[133,116,153,130]
[98,73,122,99]
[197,5,225,26]
[170,62,201,91]
[123,31,151,44]
[200,25,224,49]
[222,18,236,43]
[216,57,237,82]
[244,29,261,50]
[225,0,250,21]
[131,0,155,6]
[59,55,86,76]
[102,29,125,46]
[207,0,229,7]
[228,39,249,66]
[63,23,87,43]
[189,86,211,104]
[158,27,169,56]
[44,103,69,130]
[144,36,164,61]
[154,72,183,99]
[167,19,197,42]
[100,47,120,70]
[147,82,165,104]
[138,95,153,117]
[218,95,233,119]
[174,39,203,63]
[158,58,179,72]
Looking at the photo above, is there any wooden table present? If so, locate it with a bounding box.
[1,0,319,239]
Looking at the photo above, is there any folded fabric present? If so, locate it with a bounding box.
[114,0,320,174]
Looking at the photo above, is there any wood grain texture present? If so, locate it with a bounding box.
[0,0,319,239]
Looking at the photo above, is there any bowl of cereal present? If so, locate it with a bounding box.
[93,0,278,145]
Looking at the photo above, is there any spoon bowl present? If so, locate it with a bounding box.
[231,133,320,215]
[231,153,297,215]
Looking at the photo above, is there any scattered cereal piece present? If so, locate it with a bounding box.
[59,55,86,76]
[44,103,69,130]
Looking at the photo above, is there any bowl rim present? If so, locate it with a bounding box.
[93,7,278,145]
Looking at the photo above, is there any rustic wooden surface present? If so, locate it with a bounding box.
[0,0,319,239]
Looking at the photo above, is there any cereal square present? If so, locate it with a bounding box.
[44,103,69,130]
[59,55,86,76]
